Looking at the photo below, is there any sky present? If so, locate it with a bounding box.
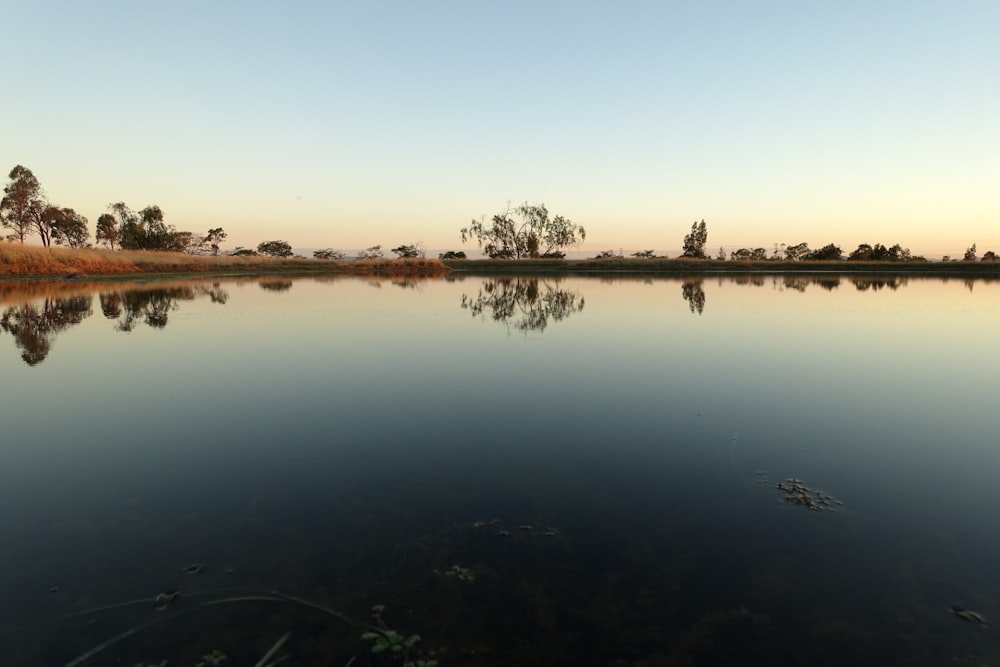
[2,1,997,258]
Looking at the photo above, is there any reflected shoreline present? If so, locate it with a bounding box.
[1,273,995,365]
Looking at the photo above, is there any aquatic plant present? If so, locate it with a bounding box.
[361,604,438,666]
[57,590,393,666]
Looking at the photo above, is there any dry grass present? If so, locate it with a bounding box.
[0,243,449,277]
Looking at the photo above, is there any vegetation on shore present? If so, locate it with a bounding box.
[443,256,1000,276]
[0,244,448,278]
[3,164,996,277]
[3,243,999,280]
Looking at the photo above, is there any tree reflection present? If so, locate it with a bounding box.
[461,278,585,332]
[681,280,705,314]
[0,296,93,366]
[776,276,841,292]
[852,277,905,291]
[98,284,229,332]
[259,279,293,292]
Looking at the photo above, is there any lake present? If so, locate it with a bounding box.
[1,273,998,666]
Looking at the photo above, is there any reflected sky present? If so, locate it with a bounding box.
[1,274,999,665]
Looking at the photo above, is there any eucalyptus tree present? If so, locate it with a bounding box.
[47,207,91,247]
[1,165,45,244]
[681,220,708,258]
[461,203,584,259]
[95,213,120,249]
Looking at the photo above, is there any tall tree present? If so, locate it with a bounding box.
[1,165,46,244]
[461,203,585,259]
[204,227,227,256]
[109,202,141,249]
[47,207,91,247]
[95,213,119,249]
[681,220,708,258]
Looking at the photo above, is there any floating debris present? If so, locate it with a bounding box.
[181,562,206,575]
[49,586,60,593]
[950,606,989,627]
[196,648,228,666]
[153,590,179,610]
[446,565,475,582]
[763,476,842,511]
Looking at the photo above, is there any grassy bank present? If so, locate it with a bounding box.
[0,244,448,278]
[3,244,998,279]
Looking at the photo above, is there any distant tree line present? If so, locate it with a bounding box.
[5,167,996,264]
[587,220,994,263]
[1,165,227,255]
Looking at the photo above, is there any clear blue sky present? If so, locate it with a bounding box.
[3,1,997,258]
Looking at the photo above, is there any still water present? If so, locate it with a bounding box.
[1,273,998,666]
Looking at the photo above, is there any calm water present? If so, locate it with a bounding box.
[1,273,998,666]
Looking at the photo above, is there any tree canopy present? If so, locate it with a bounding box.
[257,240,293,257]
[681,220,708,258]
[1,165,45,244]
[461,203,585,259]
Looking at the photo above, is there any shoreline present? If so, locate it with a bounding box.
[1,244,998,281]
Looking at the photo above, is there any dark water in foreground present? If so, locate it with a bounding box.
[1,273,999,666]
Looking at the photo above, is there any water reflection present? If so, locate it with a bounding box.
[681,280,705,314]
[461,277,585,332]
[0,295,92,365]
[852,277,904,291]
[103,284,230,332]
[2,273,998,367]
[0,281,230,365]
[778,276,841,292]
[259,279,293,292]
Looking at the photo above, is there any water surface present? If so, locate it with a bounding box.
[1,274,998,666]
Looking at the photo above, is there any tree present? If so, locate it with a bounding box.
[461,203,584,259]
[95,213,119,249]
[111,202,188,251]
[438,250,466,259]
[784,242,810,261]
[391,243,425,258]
[631,249,656,258]
[257,240,293,257]
[964,243,977,261]
[848,243,912,261]
[314,248,346,260]
[982,250,998,262]
[204,227,227,256]
[231,246,258,256]
[48,207,90,247]
[803,244,843,260]
[730,247,768,261]
[1,165,45,244]
[681,220,708,258]
[358,245,384,259]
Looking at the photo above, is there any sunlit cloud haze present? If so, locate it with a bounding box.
[3,1,997,258]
